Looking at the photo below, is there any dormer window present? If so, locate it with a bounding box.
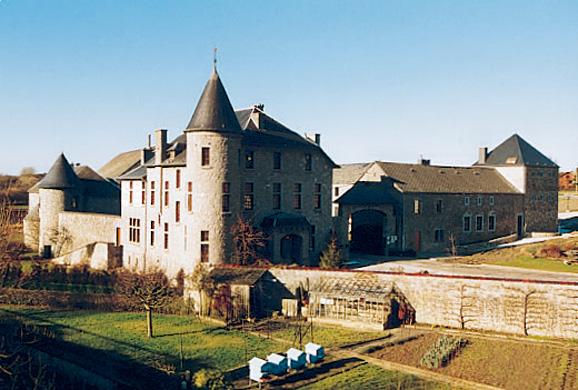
[245,151,255,169]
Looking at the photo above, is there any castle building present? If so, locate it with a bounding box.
[23,154,120,258]
[333,134,558,257]
[118,68,336,276]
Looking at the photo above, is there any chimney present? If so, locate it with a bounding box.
[155,129,168,165]
[478,147,488,164]
[305,133,321,146]
[418,158,430,166]
[250,104,264,129]
[141,134,154,164]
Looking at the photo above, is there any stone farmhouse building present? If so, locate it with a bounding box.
[333,134,559,257]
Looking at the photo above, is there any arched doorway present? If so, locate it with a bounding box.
[350,209,386,255]
[280,234,303,263]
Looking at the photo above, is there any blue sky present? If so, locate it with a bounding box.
[1,1,577,174]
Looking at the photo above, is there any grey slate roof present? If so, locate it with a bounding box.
[37,154,80,190]
[186,70,242,133]
[338,181,399,205]
[261,212,310,229]
[333,163,372,185]
[482,134,557,167]
[209,267,267,286]
[99,149,141,180]
[375,162,520,194]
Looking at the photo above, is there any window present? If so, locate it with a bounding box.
[464,196,470,206]
[129,218,141,243]
[222,182,230,213]
[244,182,254,210]
[150,181,156,206]
[164,223,169,249]
[164,181,169,207]
[463,215,471,233]
[176,169,181,189]
[150,221,155,246]
[201,230,209,263]
[488,214,496,232]
[187,182,193,212]
[334,187,340,197]
[477,196,483,206]
[436,199,443,214]
[310,225,316,251]
[273,182,281,210]
[129,181,133,205]
[476,215,484,232]
[489,195,495,206]
[245,150,255,169]
[414,199,421,215]
[175,201,180,223]
[293,183,302,209]
[201,147,210,166]
[434,229,445,242]
[141,180,146,205]
[314,183,322,209]
[273,152,282,170]
[305,154,312,171]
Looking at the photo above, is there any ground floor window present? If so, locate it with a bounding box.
[129,218,141,243]
[434,229,444,242]
[488,214,496,232]
[463,215,471,232]
[476,215,484,232]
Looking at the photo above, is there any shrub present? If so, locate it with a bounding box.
[420,336,467,369]
[537,244,563,259]
[193,369,232,390]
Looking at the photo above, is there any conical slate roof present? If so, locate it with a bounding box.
[485,134,558,167]
[186,69,241,133]
[37,153,80,189]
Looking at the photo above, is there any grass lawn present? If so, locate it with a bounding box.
[267,320,387,349]
[0,306,285,372]
[444,236,578,274]
[301,363,446,390]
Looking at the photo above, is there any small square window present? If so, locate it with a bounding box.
[201,230,209,242]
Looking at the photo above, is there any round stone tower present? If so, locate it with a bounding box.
[185,68,243,265]
[37,154,80,257]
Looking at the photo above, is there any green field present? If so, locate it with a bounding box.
[1,307,284,372]
[301,363,445,390]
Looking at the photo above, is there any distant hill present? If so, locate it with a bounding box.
[0,174,44,206]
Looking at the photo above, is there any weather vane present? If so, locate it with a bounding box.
[213,47,218,71]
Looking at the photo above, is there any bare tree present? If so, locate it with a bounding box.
[448,233,459,257]
[115,269,176,338]
[319,235,342,269]
[231,217,267,265]
[48,226,73,257]
[189,263,215,317]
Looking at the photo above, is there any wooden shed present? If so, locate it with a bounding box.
[308,277,415,330]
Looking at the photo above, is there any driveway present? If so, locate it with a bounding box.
[360,258,578,283]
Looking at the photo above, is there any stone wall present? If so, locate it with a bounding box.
[58,211,120,254]
[263,267,578,339]
[525,166,559,233]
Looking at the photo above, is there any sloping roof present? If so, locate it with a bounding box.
[74,165,108,182]
[375,162,520,194]
[482,134,558,167]
[333,163,372,185]
[37,154,80,190]
[237,106,337,167]
[311,277,394,301]
[186,69,242,133]
[118,164,147,180]
[338,181,399,205]
[209,267,267,286]
[99,149,141,180]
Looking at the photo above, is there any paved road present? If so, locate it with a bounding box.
[361,258,578,283]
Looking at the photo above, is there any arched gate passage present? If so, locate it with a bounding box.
[350,209,387,255]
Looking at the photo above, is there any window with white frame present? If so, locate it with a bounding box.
[129,218,141,243]
[489,196,495,206]
[464,196,470,206]
[488,213,496,232]
[475,215,484,232]
[477,196,483,206]
[463,215,471,233]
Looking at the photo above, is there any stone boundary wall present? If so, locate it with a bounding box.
[225,265,578,339]
[52,242,119,270]
[58,212,120,252]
